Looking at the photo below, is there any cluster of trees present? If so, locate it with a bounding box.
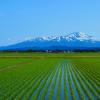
[0,48,100,53]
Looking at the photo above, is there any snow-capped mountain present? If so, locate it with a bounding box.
[30,32,92,41]
[0,32,100,51]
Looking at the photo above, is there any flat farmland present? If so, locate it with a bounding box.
[0,52,100,100]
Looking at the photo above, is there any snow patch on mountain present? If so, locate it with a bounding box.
[29,32,94,42]
[66,32,92,41]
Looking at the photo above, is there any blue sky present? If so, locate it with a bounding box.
[0,0,100,46]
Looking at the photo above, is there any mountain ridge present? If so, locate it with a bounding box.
[0,32,100,51]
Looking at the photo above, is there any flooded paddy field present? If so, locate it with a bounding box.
[0,52,100,100]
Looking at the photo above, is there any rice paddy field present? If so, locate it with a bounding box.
[0,52,100,100]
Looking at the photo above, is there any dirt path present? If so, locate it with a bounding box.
[0,56,100,59]
[0,61,32,72]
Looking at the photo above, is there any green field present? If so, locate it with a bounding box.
[0,52,100,100]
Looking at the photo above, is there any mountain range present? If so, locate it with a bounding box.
[0,32,100,51]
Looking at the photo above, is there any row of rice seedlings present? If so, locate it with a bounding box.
[77,63,100,83]
[74,63,99,88]
[66,65,76,100]
[0,72,21,93]
[56,65,62,100]
[38,71,54,100]
[48,67,60,100]
[18,73,47,99]
[75,64,100,91]
[16,73,45,99]
[5,71,37,92]
[0,62,33,92]
[0,67,33,98]
[5,74,32,97]
[45,66,59,100]
[80,68,100,89]
[60,65,64,100]
[68,64,80,100]
[30,70,53,100]
[64,64,68,100]
[71,64,93,100]
[69,64,82,98]
[9,72,43,99]
[77,63,100,86]
[0,75,28,97]
[65,64,72,100]
[0,89,7,99]
[74,64,100,99]
[38,67,57,99]
[78,63,100,82]
[52,66,61,100]
[69,64,87,100]
[0,96,5,100]
[79,63,100,79]
[27,71,52,99]
[3,70,35,94]
[0,77,13,97]
[72,65,96,99]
